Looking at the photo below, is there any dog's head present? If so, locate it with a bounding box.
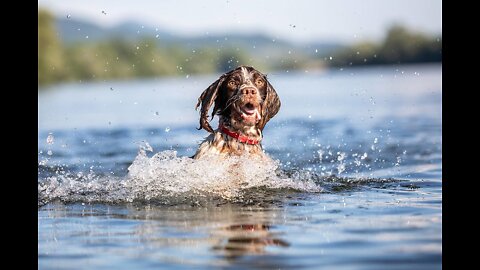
[195,66,281,133]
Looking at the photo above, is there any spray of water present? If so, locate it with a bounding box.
[38,145,322,206]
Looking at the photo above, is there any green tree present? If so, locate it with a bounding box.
[38,9,65,86]
[329,24,441,67]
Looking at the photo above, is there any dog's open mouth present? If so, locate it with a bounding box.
[243,103,256,115]
[240,103,261,123]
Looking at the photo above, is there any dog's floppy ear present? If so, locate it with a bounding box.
[195,74,228,133]
[258,77,281,131]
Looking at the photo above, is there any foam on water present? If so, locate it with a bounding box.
[126,148,322,197]
[38,146,323,207]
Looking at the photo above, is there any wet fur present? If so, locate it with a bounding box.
[194,118,264,158]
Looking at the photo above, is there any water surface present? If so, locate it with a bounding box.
[38,64,441,269]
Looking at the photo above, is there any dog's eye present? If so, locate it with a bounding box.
[228,81,238,88]
[255,79,265,87]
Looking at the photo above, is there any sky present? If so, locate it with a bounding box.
[38,0,442,44]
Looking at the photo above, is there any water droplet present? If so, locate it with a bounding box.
[110,87,114,91]
[102,10,107,15]
[315,49,318,53]
[337,163,345,174]
[185,74,190,79]
[317,150,324,161]
[154,111,159,116]
[165,127,171,132]
[136,46,139,50]
[155,34,159,38]
[356,51,360,55]
[39,159,47,166]
[137,141,153,153]
[374,138,378,144]
[47,150,53,156]
[395,156,402,166]
[354,159,361,166]
[329,56,333,60]
[85,35,89,39]
[66,14,71,19]
[46,133,54,145]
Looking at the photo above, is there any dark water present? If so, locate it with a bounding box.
[38,64,441,269]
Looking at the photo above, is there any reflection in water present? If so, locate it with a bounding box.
[212,224,289,259]
[39,203,293,265]
[124,204,291,260]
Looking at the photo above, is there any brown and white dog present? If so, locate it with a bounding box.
[193,66,281,159]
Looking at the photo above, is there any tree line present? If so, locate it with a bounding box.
[328,25,441,67]
[39,9,441,87]
[38,9,255,86]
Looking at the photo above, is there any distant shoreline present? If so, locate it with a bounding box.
[38,62,442,91]
[39,8,441,88]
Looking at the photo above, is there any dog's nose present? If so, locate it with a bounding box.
[242,88,257,96]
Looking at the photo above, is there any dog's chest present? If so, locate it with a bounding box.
[194,131,264,159]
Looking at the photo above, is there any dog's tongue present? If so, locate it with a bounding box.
[243,107,257,115]
[242,109,260,122]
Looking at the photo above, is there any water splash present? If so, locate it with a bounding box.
[38,148,323,207]
[46,133,54,145]
[37,131,411,207]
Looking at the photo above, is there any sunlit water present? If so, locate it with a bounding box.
[38,64,441,269]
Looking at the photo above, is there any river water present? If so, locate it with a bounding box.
[38,64,442,269]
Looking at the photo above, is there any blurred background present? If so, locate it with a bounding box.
[38,0,441,87]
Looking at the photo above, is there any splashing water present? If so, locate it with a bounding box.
[46,133,54,145]
[38,146,323,207]
[128,150,321,198]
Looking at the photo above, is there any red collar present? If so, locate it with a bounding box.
[219,124,261,145]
